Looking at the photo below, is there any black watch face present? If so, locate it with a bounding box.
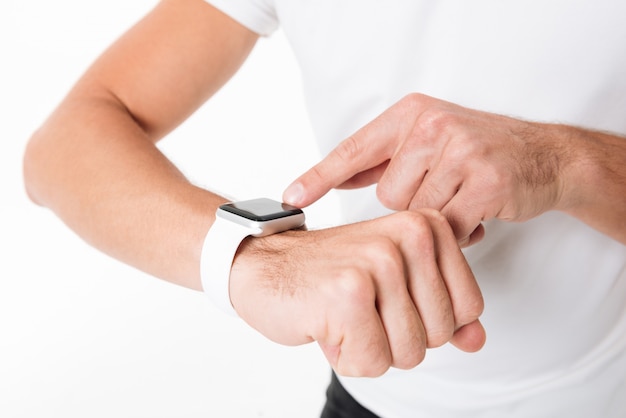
[220,198,303,222]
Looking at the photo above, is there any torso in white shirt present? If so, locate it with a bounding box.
[207,1,626,416]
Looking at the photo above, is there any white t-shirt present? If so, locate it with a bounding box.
[206,1,626,416]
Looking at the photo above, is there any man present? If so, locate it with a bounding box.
[23,0,626,416]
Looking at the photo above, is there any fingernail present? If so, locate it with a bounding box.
[283,182,304,206]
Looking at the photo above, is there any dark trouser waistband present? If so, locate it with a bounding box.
[320,372,380,418]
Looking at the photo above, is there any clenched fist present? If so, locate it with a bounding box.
[229,210,485,377]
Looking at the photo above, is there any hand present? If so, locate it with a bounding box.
[228,210,485,377]
[283,93,570,244]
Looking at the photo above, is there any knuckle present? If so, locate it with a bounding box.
[362,358,392,378]
[365,365,390,378]
[332,268,375,307]
[421,207,448,225]
[394,343,426,370]
[426,326,455,349]
[376,164,412,211]
[479,161,509,191]
[336,350,391,378]
[445,137,473,163]
[307,164,329,186]
[363,234,397,254]
[338,364,389,378]
[376,182,401,210]
[456,294,485,326]
[361,238,407,292]
[335,134,363,164]
[393,211,435,248]
[415,107,456,138]
[410,185,442,210]
[422,298,456,349]
[402,92,429,110]
[364,238,400,269]
[393,210,425,228]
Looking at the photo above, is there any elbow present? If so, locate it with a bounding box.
[22,129,47,207]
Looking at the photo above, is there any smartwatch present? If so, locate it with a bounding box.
[200,198,306,316]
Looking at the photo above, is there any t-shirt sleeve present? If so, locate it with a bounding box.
[204,0,279,36]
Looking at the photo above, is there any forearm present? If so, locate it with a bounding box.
[555,124,626,244]
[284,93,626,245]
[24,93,224,290]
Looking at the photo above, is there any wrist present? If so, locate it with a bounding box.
[549,125,602,213]
[229,229,307,321]
[200,198,305,317]
[551,126,626,242]
[519,122,586,215]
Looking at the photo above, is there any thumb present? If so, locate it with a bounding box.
[449,320,486,353]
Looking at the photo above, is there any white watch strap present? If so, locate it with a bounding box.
[200,214,262,317]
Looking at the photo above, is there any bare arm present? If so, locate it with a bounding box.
[23,0,259,289]
[284,93,626,245]
[557,126,626,243]
[23,3,487,375]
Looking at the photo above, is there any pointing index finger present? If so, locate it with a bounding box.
[283,127,392,207]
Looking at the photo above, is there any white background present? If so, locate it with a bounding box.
[1,1,340,416]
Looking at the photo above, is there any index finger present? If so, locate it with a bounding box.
[283,126,391,208]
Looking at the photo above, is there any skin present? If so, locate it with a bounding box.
[283,94,626,246]
[231,211,485,376]
[22,0,485,378]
